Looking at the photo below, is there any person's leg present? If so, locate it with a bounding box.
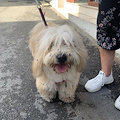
[100,48,120,110]
[100,47,115,77]
[85,47,114,92]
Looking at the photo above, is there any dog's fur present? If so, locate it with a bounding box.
[29,22,87,103]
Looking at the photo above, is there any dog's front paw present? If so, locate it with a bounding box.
[59,95,75,103]
[40,91,56,102]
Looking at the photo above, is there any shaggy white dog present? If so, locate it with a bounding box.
[29,22,87,103]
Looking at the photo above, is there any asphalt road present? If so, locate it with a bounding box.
[0,0,120,120]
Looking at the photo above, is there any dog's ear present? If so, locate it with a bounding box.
[72,32,87,73]
[29,22,46,78]
[76,49,87,72]
[32,54,43,78]
[29,22,46,57]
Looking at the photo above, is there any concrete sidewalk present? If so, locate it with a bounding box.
[0,1,120,120]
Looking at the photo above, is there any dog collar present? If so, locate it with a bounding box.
[55,80,65,84]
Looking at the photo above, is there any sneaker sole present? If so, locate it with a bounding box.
[104,78,114,85]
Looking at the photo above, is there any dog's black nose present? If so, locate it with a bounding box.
[56,54,67,63]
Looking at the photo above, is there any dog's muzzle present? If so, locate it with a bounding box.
[55,53,68,73]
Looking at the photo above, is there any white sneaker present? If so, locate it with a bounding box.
[85,71,114,92]
[115,96,120,110]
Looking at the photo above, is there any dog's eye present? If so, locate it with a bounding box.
[50,42,54,49]
[62,41,66,46]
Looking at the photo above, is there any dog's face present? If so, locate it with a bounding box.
[29,23,87,77]
[43,37,80,74]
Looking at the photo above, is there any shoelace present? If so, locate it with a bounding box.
[93,72,105,86]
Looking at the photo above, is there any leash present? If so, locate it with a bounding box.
[35,0,47,26]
